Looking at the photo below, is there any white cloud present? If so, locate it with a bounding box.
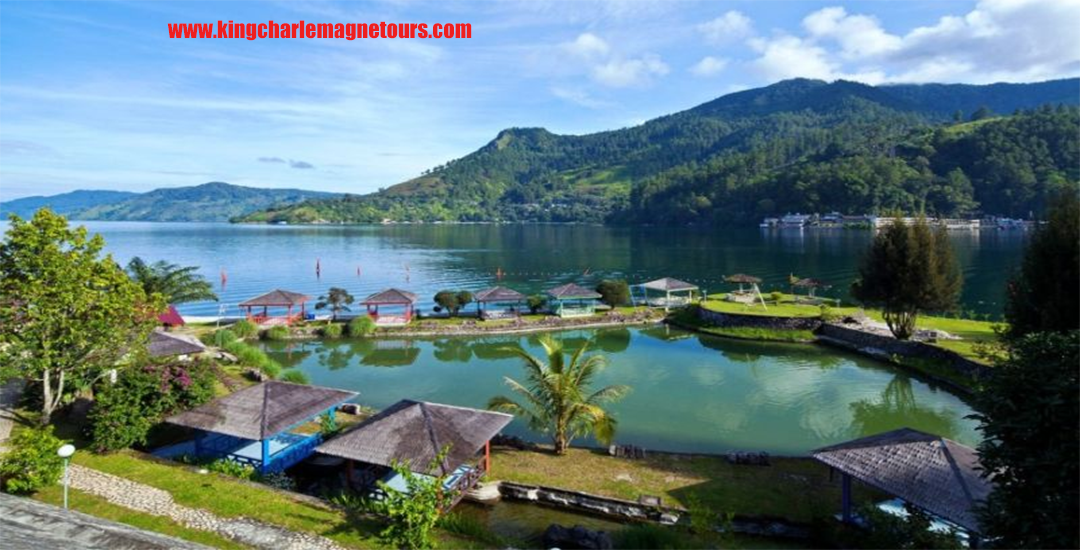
[746,0,1080,84]
[550,86,611,108]
[592,54,669,87]
[698,10,754,45]
[690,56,728,77]
[802,7,901,59]
[562,32,610,59]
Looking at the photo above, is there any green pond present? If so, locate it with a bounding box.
[262,326,981,455]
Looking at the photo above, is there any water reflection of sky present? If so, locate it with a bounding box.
[263,327,981,455]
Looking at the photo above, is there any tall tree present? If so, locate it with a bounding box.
[0,209,163,424]
[315,287,354,321]
[851,216,962,339]
[126,257,218,304]
[595,279,631,308]
[488,334,629,454]
[1004,191,1080,338]
[972,331,1080,549]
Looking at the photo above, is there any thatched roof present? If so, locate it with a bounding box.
[547,283,601,300]
[157,305,185,326]
[165,381,357,440]
[812,428,992,533]
[641,277,699,292]
[239,289,311,307]
[724,274,762,284]
[361,288,418,305]
[316,400,513,475]
[793,277,830,288]
[474,286,526,303]
[147,330,206,357]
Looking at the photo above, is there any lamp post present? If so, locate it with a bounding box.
[57,444,75,510]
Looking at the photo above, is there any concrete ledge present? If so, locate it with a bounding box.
[697,307,823,331]
[0,492,211,550]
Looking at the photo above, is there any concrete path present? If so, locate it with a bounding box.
[68,465,348,550]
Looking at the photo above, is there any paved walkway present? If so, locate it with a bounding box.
[0,380,24,452]
[68,465,347,550]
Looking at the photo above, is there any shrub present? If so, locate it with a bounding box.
[378,447,454,549]
[89,360,216,452]
[262,361,283,379]
[206,458,255,480]
[258,471,297,491]
[347,316,377,337]
[526,295,546,314]
[204,329,237,347]
[595,279,631,307]
[820,304,840,322]
[322,323,343,339]
[232,319,258,339]
[0,426,67,494]
[320,412,340,436]
[433,290,473,317]
[279,370,309,384]
[770,291,784,303]
[263,325,290,341]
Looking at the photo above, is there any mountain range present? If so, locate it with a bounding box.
[236,77,1079,225]
[1,182,337,222]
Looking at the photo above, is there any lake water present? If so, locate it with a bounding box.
[261,327,981,454]
[51,222,1026,318]
[6,221,998,453]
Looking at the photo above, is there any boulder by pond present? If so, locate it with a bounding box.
[542,524,613,550]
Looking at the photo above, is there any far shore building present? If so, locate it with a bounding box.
[238,289,312,325]
[812,428,993,547]
[474,286,527,320]
[546,283,602,318]
[315,399,512,508]
[158,381,357,475]
[361,288,419,326]
[636,277,700,311]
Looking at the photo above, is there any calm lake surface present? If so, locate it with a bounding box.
[57,222,1025,317]
[13,221,1004,453]
[262,327,981,454]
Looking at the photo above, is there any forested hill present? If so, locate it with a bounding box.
[235,78,1080,225]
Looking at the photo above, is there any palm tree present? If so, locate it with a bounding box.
[316,287,354,321]
[126,257,218,304]
[488,334,630,455]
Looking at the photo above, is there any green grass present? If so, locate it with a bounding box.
[71,450,387,549]
[701,294,827,318]
[699,294,999,363]
[32,486,246,549]
[493,447,881,524]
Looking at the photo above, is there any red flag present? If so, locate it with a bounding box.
[220,268,227,290]
[316,258,321,279]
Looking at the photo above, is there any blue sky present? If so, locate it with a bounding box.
[1,0,1077,200]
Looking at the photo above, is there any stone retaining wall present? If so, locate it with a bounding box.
[817,323,992,383]
[697,307,823,331]
[496,481,809,539]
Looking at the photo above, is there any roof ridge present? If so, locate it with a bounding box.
[418,402,449,475]
[939,438,979,509]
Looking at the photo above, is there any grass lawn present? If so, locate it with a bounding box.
[71,450,387,549]
[702,294,827,318]
[32,486,246,550]
[699,294,1000,364]
[492,447,880,524]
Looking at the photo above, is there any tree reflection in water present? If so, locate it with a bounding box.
[850,374,959,439]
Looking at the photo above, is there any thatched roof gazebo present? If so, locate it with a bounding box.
[163,381,356,474]
[147,330,206,358]
[812,428,992,541]
[317,400,512,506]
[546,283,601,318]
[793,277,831,299]
[474,286,526,319]
[360,288,419,326]
[723,274,766,307]
[637,277,699,310]
[238,289,312,325]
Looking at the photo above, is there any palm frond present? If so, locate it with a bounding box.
[586,384,631,405]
